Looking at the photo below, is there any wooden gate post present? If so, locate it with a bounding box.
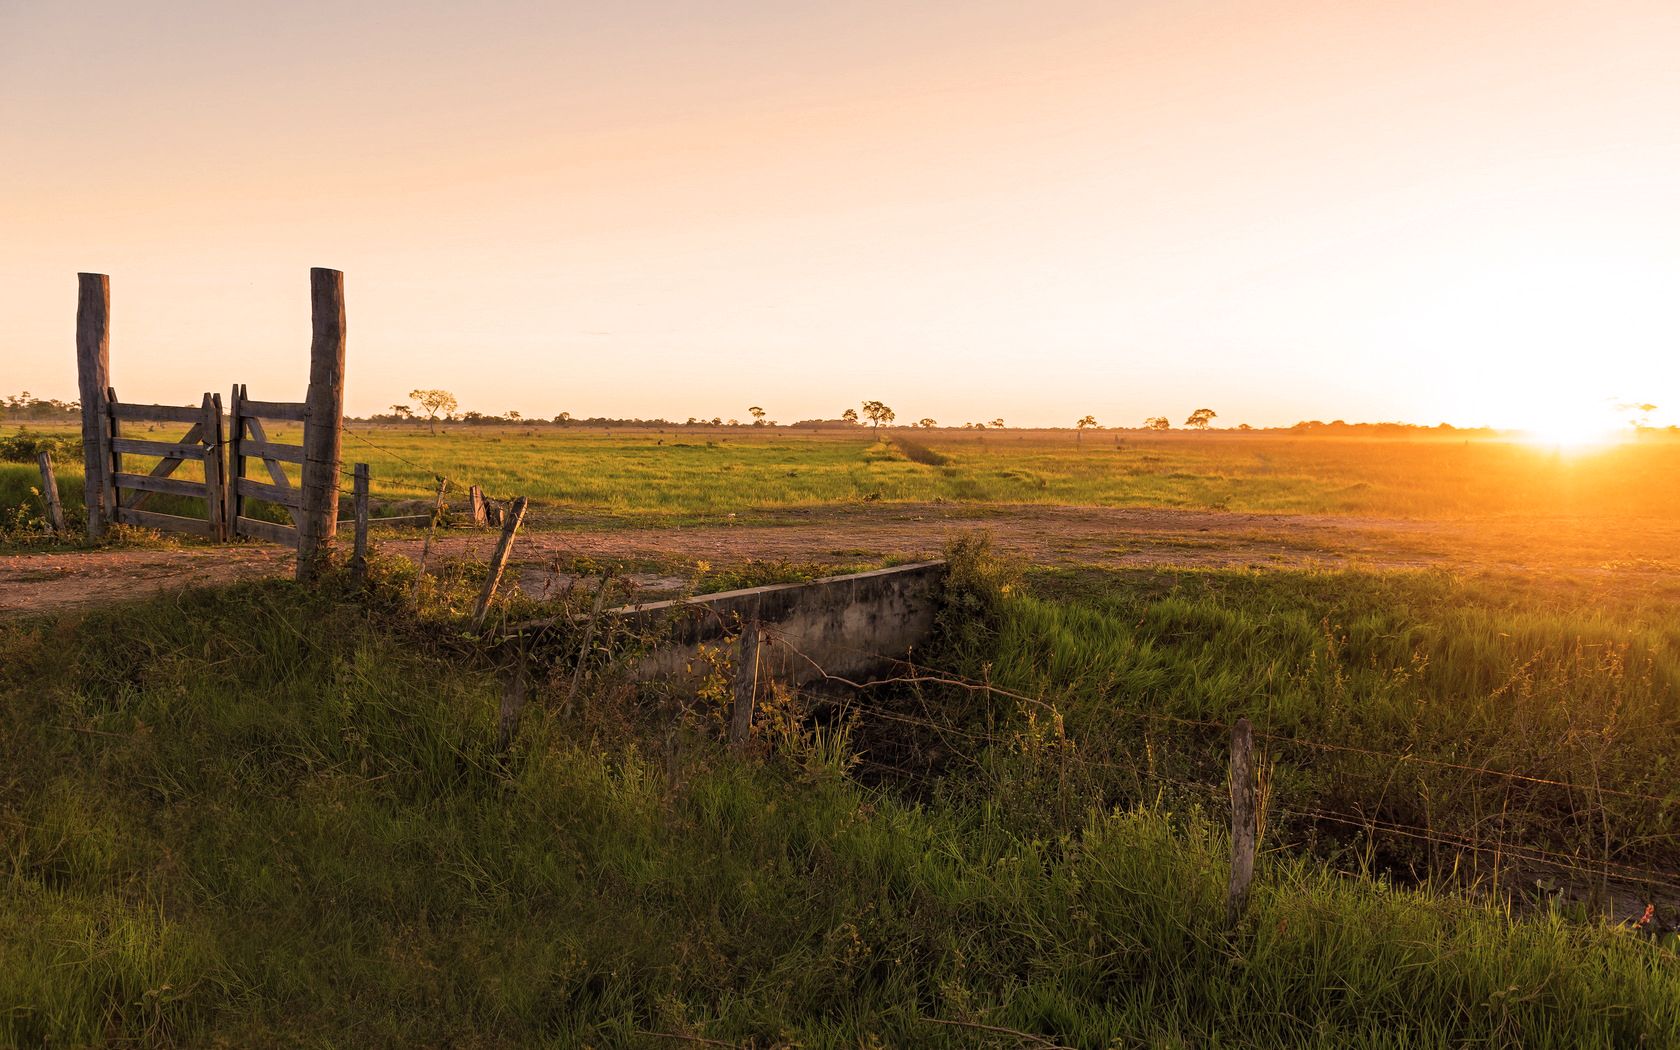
[297,267,346,580]
[75,274,111,538]
[731,621,761,746]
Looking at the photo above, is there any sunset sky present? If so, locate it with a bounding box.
[3,0,1677,429]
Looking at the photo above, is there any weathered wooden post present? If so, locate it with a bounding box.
[297,267,346,581]
[36,451,66,534]
[1227,717,1258,928]
[351,462,370,584]
[469,484,487,527]
[199,393,226,541]
[730,620,761,746]
[75,273,111,538]
[472,496,528,629]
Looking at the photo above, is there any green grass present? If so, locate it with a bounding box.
[3,571,1678,1047]
[11,423,1680,533]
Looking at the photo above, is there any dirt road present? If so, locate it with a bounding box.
[5,503,1677,618]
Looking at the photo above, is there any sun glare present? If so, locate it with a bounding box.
[1518,420,1623,450]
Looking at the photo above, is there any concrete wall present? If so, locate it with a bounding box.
[612,561,947,687]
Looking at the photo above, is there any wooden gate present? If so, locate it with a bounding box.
[76,267,347,580]
[226,384,307,548]
[104,390,229,540]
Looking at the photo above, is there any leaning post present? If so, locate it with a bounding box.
[351,463,370,584]
[298,267,346,581]
[37,451,66,534]
[75,273,111,538]
[1226,717,1258,928]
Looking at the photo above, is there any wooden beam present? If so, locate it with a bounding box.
[241,440,305,464]
[113,472,207,498]
[236,478,303,508]
[240,398,308,422]
[1227,717,1258,929]
[76,274,111,539]
[37,451,66,534]
[351,462,369,583]
[471,495,527,629]
[112,506,215,538]
[110,437,207,459]
[235,515,298,547]
[109,402,204,424]
[297,266,346,582]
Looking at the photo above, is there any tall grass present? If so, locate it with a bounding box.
[2,579,1677,1046]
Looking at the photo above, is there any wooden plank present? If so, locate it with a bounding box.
[113,472,206,498]
[209,392,227,541]
[243,417,306,526]
[351,463,369,583]
[110,402,204,424]
[240,398,308,422]
[237,478,304,508]
[112,506,215,538]
[242,440,305,464]
[1227,717,1257,928]
[235,515,299,547]
[298,266,347,582]
[77,274,111,538]
[37,451,66,534]
[111,437,207,459]
[731,621,760,745]
[226,384,246,529]
[368,513,433,527]
[102,386,120,518]
[471,495,527,629]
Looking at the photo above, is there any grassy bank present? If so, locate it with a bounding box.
[3,572,1677,1047]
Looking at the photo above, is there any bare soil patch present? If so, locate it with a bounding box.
[5,503,1678,618]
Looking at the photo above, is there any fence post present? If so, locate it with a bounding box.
[731,620,760,746]
[351,463,370,584]
[470,484,487,527]
[1227,717,1258,928]
[199,393,226,541]
[36,451,66,534]
[472,496,528,629]
[297,267,346,581]
[76,273,111,539]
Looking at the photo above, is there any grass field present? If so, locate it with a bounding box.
[3,563,1678,1047]
[7,422,1680,537]
[5,425,1680,1045]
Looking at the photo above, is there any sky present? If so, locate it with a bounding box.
[3,0,1678,429]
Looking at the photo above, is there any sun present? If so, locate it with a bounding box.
[1517,418,1622,450]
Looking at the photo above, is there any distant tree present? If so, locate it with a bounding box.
[727,418,740,427]
[1184,407,1217,430]
[1076,415,1098,445]
[918,418,937,429]
[1619,401,1659,428]
[841,408,859,425]
[507,410,521,422]
[408,389,458,434]
[389,404,414,420]
[555,411,573,426]
[749,406,767,426]
[1144,416,1170,431]
[861,400,895,431]
[1236,422,1253,431]
[685,416,698,426]
[989,418,1005,430]
[711,417,723,426]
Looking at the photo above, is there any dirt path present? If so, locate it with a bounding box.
[5,503,1678,618]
